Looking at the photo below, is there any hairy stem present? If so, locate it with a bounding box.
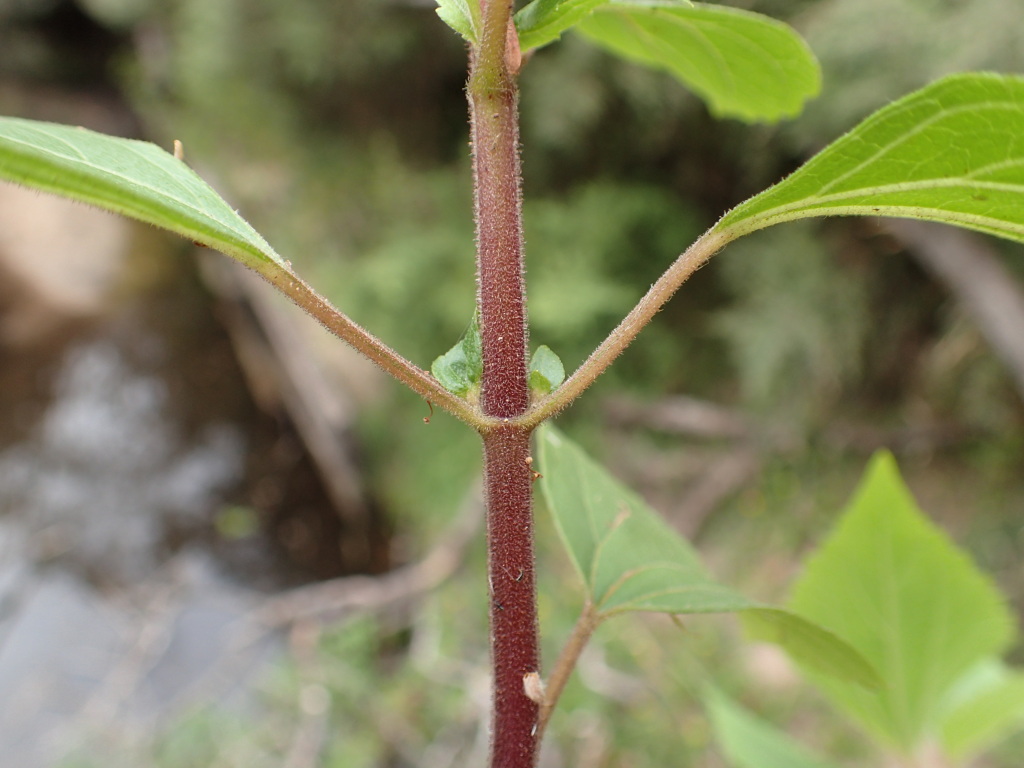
[258,263,486,427]
[483,426,540,767]
[519,227,734,427]
[469,3,540,765]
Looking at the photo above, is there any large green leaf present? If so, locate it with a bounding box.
[706,687,839,768]
[0,117,286,272]
[576,1,820,122]
[938,660,1024,760]
[788,451,1015,752]
[716,74,1024,243]
[536,425,880,690]
[537,423,745,615]
[515,0,610,52]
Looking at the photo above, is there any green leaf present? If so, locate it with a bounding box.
[939,660,1024,760]
[537,423,751,616]
[788,451,1015,751]
[576,1,820,122]
[706,687,840,768]
[431,312,483,397]
[742,608,883,692]
[515,0,610,53]
[0,116,286,272]
[436,0,478,42]
[537,424,880,688]
[528,344,565,394]
[716,74,1024,243]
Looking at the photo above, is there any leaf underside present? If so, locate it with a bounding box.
[0,117,286,272]
[717,73,1024,244]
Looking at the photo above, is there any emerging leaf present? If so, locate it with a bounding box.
[0,117,287,272]
[528,344,566,395]
[716,74,1024,244]
[577,1,820,122]
[436,0,478,42]
[788,451,1015,751]
[431,312,483,398]
[706,687,840,768]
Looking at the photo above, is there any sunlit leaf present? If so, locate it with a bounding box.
[716,74,1024,243]
[939,660,1024,760]
[515,0,611,52]
[706,687,839,768]
[436,0,478,42]
[576,1,820,122]
[0,116,286,272]
[788,451,1015,751]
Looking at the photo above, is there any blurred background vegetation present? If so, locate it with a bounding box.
[3,0,1024,765]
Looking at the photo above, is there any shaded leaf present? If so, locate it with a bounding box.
[436,0,478,42]
[706,687,839,768]
[537,424,750,616]
[743,608,882,692]
[529,344,566,394]
[788,451,1015,751]
[515,0,611,52]
[577,1,820,122]
[716,74,1024,243]
[0,116,286,272]
[537,425,880,689]
[939,660,1024,760]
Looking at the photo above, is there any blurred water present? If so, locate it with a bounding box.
[0,215,287,765]
[0,337,246,581]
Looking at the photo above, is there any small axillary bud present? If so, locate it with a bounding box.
[523,671,545,704]
[505,16,522,76]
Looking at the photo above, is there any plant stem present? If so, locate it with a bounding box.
[482,426,540,767]
[518,226,734,428]
[536,602,600,743]
[259,262,487,428]
[469,3,540,766]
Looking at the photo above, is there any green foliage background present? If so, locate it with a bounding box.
[5,0,1024,765]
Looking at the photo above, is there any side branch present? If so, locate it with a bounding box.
[258,261,486,427]
[520,227,734,427]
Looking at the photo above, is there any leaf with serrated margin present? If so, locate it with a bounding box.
[0,117,286,272]
[576,1,820,122]
[716,74,1024,243]
[515,0,611,52]
[436,0,478,42]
